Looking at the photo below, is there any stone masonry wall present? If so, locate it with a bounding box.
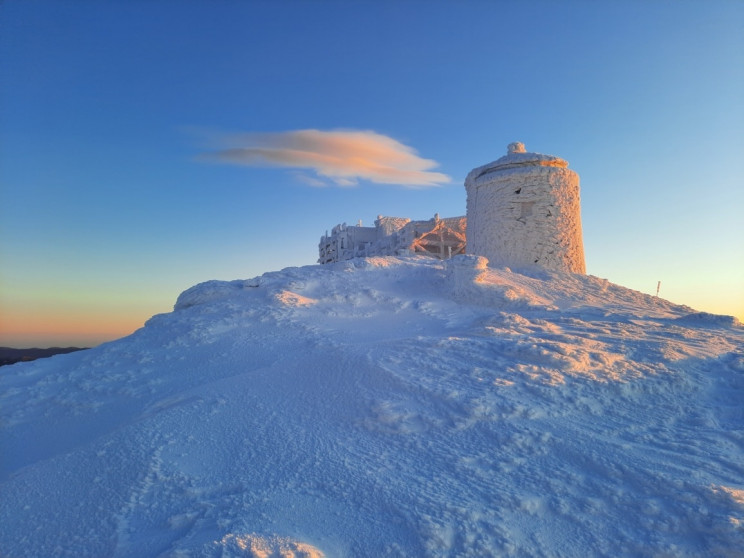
[466,157,585,274]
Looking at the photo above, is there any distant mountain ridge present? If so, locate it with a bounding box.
[0,346,87,367]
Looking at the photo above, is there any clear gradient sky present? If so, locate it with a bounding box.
[1,0,742,348]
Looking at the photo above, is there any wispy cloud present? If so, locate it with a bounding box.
[198,129,451,188]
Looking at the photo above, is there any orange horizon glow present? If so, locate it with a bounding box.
[0,298,160,348]
[0,312,144,348]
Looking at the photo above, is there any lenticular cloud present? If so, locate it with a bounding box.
[201,129,451,188]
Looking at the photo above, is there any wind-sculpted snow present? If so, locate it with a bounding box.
[1,256,743,557]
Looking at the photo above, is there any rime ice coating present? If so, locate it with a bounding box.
[465,143,586,273]
[508,141,526,153]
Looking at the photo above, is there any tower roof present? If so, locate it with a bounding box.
[467,142,569,182]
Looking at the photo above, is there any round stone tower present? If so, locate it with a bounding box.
[464,142,585,273]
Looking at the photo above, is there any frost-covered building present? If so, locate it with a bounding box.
[465,142,585,274]
[319,141,585,273]
[318,214,466,264]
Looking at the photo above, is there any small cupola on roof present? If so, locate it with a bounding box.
[464,142,585,274]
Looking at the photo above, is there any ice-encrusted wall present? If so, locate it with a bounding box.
[465,142,586,274]
[318,214,466,264]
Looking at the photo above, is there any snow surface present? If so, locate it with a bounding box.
[1,255,743,557]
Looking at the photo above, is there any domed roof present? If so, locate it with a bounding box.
[467,142,569,182]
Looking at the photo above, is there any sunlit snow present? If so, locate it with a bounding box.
[1,256,742,556]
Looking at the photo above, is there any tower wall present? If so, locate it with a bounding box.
[465,143,585,274]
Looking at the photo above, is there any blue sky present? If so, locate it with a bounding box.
[1,0,742,347]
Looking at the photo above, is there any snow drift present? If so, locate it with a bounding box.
[1,256,743,557]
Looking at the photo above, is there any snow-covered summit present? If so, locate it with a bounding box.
[1,256,743,556]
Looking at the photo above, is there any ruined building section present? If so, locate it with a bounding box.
[465,142,586,274]
[318,214,466,264]
[375,216,411,237]
[319,142,584,272]
[404,215,467,260]
[318,221,377,264]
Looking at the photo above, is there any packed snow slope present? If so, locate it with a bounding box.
[1,256,743,557]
